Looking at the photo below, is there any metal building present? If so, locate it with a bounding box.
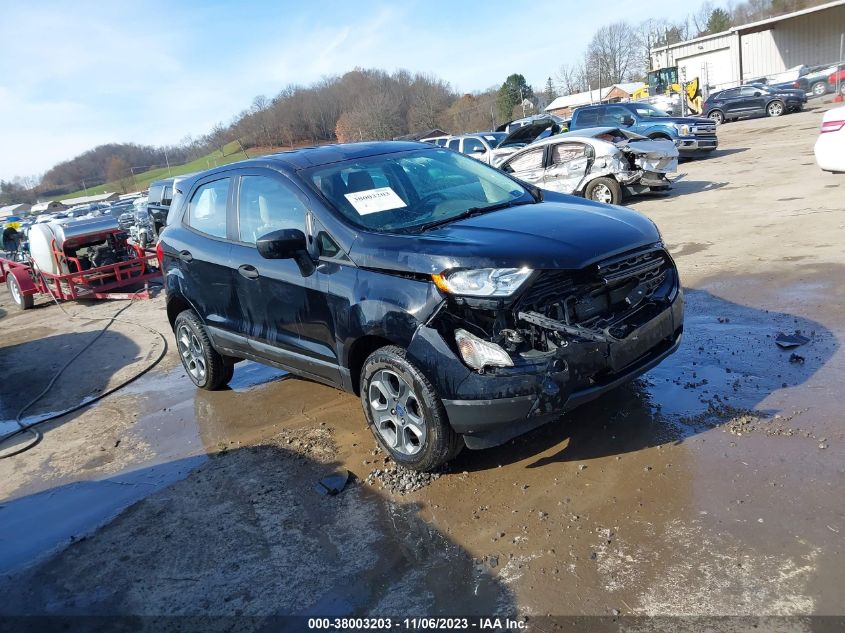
[650,0,845,93]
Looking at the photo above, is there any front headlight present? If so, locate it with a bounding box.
[432,267,532,297]
[455,329,513,370]
[674,124,691,136]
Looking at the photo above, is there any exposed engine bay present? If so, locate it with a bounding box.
[434,246,678,361]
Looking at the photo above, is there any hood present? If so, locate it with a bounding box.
[497,119,561,148]
[640,115,707,126]
[348,195,661,274]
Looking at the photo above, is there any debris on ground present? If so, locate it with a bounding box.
[776,331,810,349]
[366,464,441,494]
[789,353,805,364]
[314,470,351,496]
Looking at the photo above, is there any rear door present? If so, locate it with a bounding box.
[718,88,742,115]
[177,176,244,351]
[541,142,591,194]
[500,146,547,185]
[229,170,341,385]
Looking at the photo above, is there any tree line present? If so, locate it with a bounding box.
[0,0,830,206]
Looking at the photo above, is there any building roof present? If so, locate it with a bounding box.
[60,192,120,206]
[0,203,31,215]
[545,83,645,111]
[32,200,66,212]
[733,0,845,34]
[652,0,845,52]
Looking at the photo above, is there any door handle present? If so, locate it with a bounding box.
[179,250,193,262]
[238,264,259,280]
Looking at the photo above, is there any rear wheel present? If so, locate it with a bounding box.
[766,100,785,117]
[6,275,33,310]
[584,177,622,205]
[174,310,231,390]
[708,110,725,125]
[360,345,461,472]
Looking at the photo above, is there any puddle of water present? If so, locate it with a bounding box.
[0,455,205,573]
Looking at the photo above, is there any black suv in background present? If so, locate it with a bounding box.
[158,142,683,471]
[703,85,806,124]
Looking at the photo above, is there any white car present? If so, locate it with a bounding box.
[815,106,845,173]
[498,127,679,205]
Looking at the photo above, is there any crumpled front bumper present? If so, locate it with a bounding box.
[407,290,684,450]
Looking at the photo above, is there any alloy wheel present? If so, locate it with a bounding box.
[177,324,207,383]
[768,102,784,116]
[367,369,426,456]
[591,183,614,204]
[812,82,827,97]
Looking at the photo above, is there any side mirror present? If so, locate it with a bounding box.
[256,228,314,275]
[472,147,487,154]
[754,91,762,97]
[621,115,635,127]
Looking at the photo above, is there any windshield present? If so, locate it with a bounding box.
[483,133,507,148]
[632,104,671,118]
[305,148,531,233]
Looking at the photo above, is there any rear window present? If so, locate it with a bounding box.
[575,108,599,127]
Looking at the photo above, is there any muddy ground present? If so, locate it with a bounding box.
[1,101,843,628]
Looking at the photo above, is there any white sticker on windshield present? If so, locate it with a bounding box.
[344,187,407,215]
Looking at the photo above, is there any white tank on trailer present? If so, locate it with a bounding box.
[27,216,121,275]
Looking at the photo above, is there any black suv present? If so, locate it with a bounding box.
[158,142,684,471]
[703,85,806,124]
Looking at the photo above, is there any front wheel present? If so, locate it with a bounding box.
[584,177,622,205]
[812,81,828,97]
[174,310,231,390]
[360,346,462,472]
[767,100,785,117]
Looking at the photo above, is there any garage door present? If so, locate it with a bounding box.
[678,48,733,93]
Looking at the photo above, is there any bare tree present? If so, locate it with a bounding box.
[587,22,642,86]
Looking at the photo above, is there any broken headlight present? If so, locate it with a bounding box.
[432,267,532,297]
[455,329,514,370]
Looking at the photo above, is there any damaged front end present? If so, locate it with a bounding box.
[613,138,678,194]
[411,245,683,448]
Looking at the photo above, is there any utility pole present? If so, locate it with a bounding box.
[164,149,172,177]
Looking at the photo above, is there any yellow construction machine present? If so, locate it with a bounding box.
[632,67,702,114]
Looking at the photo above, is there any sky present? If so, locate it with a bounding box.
[0,0,707,181]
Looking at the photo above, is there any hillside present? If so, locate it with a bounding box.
[51,141,285,202]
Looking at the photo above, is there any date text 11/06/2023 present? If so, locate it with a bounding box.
[307,617,527,630]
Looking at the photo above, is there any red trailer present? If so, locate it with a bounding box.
[2,218,162,310]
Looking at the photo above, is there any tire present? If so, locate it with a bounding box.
[360,345,461,472]
[6,275,33,310]
[174,309,230,390]
[708,110,725,125]
[840,84,845,97]
[811,81,828,97]
[584,177,622,205]
[766,100,785,117]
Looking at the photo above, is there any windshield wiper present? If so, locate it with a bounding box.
[416,199,531,232]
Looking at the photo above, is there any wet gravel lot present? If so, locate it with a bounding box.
[0,101,844,627]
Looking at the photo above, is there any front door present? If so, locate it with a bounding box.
[229,171,341,385]
[542,142,591,194]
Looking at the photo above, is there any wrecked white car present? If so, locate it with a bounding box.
[498,127,678,205]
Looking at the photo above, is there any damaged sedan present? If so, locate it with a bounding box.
[159,142,683,471]
[499,127,678,205]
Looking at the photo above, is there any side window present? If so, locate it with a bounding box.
[740,86,757,96]
[722,88,739,99]
[446,138,461,151]
[601,106,630,126]
[462,138,486,155]
[237,175,307,244]
[504,147,545,173]
[550,143,586,165]
[186,179,230,239]
[576,108,599,127]
[162,185,173,206]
